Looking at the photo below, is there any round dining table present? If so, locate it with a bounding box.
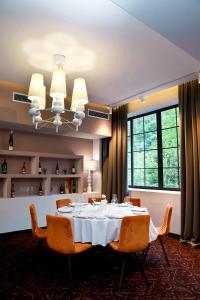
[56,203,158,247]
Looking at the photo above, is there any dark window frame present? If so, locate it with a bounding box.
[127,104,180,191]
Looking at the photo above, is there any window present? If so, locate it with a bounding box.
[127,105,180,190]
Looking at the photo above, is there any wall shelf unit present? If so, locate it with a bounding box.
[0,150,83,198]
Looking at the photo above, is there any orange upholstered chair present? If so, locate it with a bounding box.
[88,197,101,204]
[56,198,72,209]
[157,204,173,266]
[46,215,92,284]
[29,203,47,240]
[109,215,150,290]
[124,197,141,207]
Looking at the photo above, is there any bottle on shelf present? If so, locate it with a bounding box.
[71,165,76,174]
[21,161,27,174]
[72,179,76,193]
[38,162,42,175]
[1,159,7,174]
[55,163,59,175]
[11,183,15,198]
[38,183,43,196]
[8,130,14,151]
[60,184,64,194]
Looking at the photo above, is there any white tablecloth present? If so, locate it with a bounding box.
[57,203,158,246]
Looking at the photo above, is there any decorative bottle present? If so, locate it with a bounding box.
[1,159,7,174]
[38,183,43,196]
[72,180,76,193]
[38,162,42,174]
[8,130,14,151]
[60,184,64,194]
[11,183,15,198]
[55,163,59,175]
[71,165,76,174]
[21,161,27,174]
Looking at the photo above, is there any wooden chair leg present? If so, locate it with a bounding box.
[118,256,126,291]
[142,243,150,264]
[158,236,170,267]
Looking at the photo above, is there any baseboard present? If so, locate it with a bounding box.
[168,232,180,239]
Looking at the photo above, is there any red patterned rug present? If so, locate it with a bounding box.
[0,232,200,299]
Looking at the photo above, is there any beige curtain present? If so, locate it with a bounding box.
[179,79,200,244]
[102,104,127,202]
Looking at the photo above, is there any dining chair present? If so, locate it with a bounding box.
[109,215,150,290]
[56,198,72,209]
[46,215,92,285]
[144,204,173,266]
[29,203,47,243]
[124,196,141,207]
[88,197,101,204]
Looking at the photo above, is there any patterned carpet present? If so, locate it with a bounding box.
[0,232,200,300]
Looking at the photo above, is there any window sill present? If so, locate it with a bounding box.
[128,188,180,195]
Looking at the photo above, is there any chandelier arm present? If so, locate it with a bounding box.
[62,122,76,130]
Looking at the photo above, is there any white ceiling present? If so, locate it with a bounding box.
[0,0,199,106]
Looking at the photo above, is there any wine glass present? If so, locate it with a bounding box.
[111,194,118,205]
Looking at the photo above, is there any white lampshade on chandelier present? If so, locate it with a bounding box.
[28,54,88,132]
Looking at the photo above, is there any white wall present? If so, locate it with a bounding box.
[129,189,181,235]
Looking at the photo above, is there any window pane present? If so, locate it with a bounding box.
[133,117,143,134]
[133,134,144,151]
[127,153,131,169]
[133,151,144,168]
[145,131,157,150]
[128,169,132,185]
[127,120,131,136]
[133,169,144,186]
[145,169,158,187]
[162,128,177,148]
[176,107,180,126]
[161,108,176,129]
[145,150,158,168]
[163,168,179,188]
[144,114,156,132]
[127,137,131,152]
[163,148,178,167]
[177,128,180,146]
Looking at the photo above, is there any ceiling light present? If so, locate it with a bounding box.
[28,54,88,132]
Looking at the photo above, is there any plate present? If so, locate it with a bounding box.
[131,207,147,212]
[58,206,73,213]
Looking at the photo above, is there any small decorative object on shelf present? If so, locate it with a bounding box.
[72,179,76,193]
[42,168,47,175]
[38,162,42,174]
[8,130,14,151]
[64,180,69,193]
[1,159,7,174]
[63,168,67,175]
[60,184,64,194]
[71,165,76,174]
[55,163,59,175]
[11,183,15,198]
[38,183,43,196]
[21,161,27,174]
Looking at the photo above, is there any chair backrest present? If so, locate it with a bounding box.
[88,197,101,204]
[117,215,150,253]
[56,199,72,209]
[124,197,141,207]
[46,215,74,255]
[160,204,173,235]
[29,203,39,237]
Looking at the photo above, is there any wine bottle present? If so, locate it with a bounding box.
[71,165,76,174]
[55,163,59,175]
[60,184,64,194]
[38,162,42,174]
[8,130,14,151]
[72,180,76,193]
[1,159,7,174]
[38,183,43,196]
[11,183,15,198]
[21,161,27,174]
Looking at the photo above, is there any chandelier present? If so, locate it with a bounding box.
[28,54,88,132]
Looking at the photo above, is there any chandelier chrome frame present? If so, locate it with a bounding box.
[28,54,88,132]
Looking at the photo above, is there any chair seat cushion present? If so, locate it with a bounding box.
[74,242,92,254]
